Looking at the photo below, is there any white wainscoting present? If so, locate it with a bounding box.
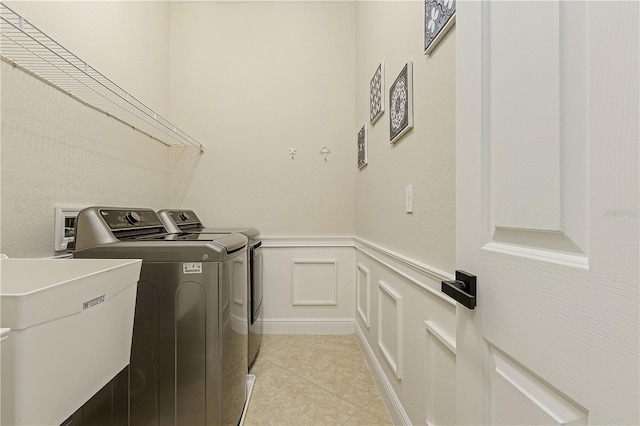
[259,237,458,425]
[291,259,338,306]
[354,238,457,426]
[260,237,356,334]
[356,263,371,328]
[424,320,456,426]
[378,280,403,379]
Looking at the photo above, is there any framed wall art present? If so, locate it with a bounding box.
[424,0,456,55]
[357,123,368,169]
[370,62,384,124]
[389,61,413,144]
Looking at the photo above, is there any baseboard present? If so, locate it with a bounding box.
[262,318,355,334]
[355,321,412,426]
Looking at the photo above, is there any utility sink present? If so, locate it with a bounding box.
[1,258,141,426]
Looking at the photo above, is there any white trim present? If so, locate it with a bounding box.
[356,263,371,328]
[424,320,456,355]
[356,240,455,306]
[262,237,455,300]
[261,236,355,248]
[291,259,338,306]
[355,237,454,283]
[377,280,403,380]
[356,322,412,426]
[261,318,354,334]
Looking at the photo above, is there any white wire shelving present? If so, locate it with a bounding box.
[0,2,204,151]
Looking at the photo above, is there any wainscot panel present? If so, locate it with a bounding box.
[261,237,356,334]
[355,238,457,426]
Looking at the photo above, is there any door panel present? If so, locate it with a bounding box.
[487,344,587,426]
[489,1,562,233]
[456,1,639,425]
[487,1,588,259]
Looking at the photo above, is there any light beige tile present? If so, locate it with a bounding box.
[306,355,380,408]
[245,381,359,426]
[341,407,394,426]
[264,339,344,378]
[361,392,392,421]
[249,358,304,403]
[313,334,362,357]
[246,335,390,426]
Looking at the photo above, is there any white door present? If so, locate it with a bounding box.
[455,1,639,425]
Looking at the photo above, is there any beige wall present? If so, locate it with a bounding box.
[0,1,172,257]
[1,1,453,264]
[168,1,357,235]
[355,1,455,271]
[353,2,456,424]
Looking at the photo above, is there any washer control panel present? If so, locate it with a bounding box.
[100,209,164,230]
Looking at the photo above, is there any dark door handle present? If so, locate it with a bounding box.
[441,270,477,309]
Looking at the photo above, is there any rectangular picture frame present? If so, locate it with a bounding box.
[370,62,385,124]
[389,61,413,144]
[424,0,456,55]
[357,123,368,169]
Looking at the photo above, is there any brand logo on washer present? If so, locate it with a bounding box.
[83,295,105,310]
[183,262,202,274]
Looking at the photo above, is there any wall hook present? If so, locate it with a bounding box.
[289,148,297,159]
[319,146,331,161]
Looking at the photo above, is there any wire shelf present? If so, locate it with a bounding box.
[0,2,204,151]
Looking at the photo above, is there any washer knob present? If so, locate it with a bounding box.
[179,212,190,222]
[126,211,141,225]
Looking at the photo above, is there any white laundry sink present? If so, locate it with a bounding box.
[0,258,141,426]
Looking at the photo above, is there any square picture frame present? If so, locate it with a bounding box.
[357,123,368,169]
[389,61,413,144]
[424,0,456,55]
[370,62,385,124]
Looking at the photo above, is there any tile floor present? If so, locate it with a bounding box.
[244,334,393,426]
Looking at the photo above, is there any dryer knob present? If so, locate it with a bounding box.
[126,211,141,225]
[179,212,190,222]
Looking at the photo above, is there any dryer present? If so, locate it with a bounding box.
[157,209,263,370]
[73,207,248,426]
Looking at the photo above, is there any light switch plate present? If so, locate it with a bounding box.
[405,185,414,213]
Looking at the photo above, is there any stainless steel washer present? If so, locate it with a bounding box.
[73,207,248,426]
[157,209,263,371]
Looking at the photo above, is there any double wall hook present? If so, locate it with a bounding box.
[319,146,331,161]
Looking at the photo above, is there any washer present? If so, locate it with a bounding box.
[157,209,263,370]
[73,207,248,426]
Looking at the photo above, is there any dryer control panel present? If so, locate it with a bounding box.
[157,209,204,232]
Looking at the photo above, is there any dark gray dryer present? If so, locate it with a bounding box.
[73,207,248,426]
[157,209,263,370]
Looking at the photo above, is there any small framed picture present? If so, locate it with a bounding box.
[389,61,413,144]
[357,123,368,169]
[424,0,456,55]
[370,62,384,124]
